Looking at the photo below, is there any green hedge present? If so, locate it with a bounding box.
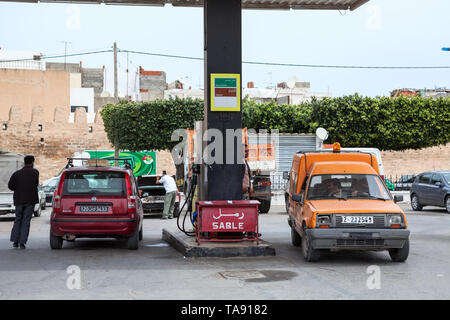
[243,95,450,151]
[100,98,204,152]
[101,95,450,152]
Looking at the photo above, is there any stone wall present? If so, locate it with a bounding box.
[0,68,70,122]
[0,106,175,183]
[381,143,450,179]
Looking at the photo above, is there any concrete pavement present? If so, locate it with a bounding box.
[0,203,449,300]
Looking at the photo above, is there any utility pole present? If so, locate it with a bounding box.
[126,51,129,99]
[113,42,119,166]
[113,42,118,103]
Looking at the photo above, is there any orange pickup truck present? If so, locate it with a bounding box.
[286,143,410,262]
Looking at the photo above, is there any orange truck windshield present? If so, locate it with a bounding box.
[307,174,391,201]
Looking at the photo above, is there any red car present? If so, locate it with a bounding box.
[50,164,144,250]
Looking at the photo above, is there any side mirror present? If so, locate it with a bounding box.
[394,195,403,203]
[435,181,442,187]
[283,171,289,180]
[292,193,303,204]
[141,192,149,198]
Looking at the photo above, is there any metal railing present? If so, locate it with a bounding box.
[270,172,289,190]
[384,174,417,191]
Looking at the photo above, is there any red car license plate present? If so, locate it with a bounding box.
[79,205,109,213]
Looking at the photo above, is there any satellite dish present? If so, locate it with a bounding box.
[286,77,297,89]
[316,127,329,141]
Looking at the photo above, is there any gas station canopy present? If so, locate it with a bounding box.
[3,0,369,10]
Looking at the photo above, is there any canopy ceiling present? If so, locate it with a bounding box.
[1,0,369,10]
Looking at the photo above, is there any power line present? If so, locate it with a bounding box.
[2,47,450,70]
[241,60,450,70]
[0,49,113,63]
[44,46,112,58]
[118,49,203,62]
[118,48,450,70]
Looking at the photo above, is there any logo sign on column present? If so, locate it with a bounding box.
[210,73,241,112]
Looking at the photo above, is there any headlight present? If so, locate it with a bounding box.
[389,215,402,225]
[317,215,331,227]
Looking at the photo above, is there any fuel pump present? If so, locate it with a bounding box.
[176,164,200,237]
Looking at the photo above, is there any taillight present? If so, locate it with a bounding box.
[125,175,136,214]
[128,196,137,214]
[178,192,181,203]
[380,175,385,181]
[53,173,66,214]
[53,190,60,213]
[256,181,271,187]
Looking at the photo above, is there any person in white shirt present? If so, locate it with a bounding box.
[156,171,178,219]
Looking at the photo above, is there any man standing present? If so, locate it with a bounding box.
[156,170,178,220]
[8,155,39,249]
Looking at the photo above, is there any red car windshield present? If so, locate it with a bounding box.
[62,171,126,196]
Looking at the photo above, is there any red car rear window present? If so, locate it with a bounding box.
[62,171,126,196]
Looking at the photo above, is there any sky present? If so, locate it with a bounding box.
[0,0,450,98]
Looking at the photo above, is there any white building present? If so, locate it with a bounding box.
[164,88,204,100]
[243,79,331,104]
[69,88,95,123]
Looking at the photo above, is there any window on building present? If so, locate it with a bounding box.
[71,106,88,113]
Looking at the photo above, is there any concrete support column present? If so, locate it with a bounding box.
[200,0,243,201]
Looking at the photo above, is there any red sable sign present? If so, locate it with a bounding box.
[196,200,260,244]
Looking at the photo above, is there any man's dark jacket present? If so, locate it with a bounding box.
[8,166,39,205]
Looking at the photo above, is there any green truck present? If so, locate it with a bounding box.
[78,150,157,176]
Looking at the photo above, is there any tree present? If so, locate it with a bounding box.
[100,98,204,152]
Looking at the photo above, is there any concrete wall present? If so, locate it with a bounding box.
[46,62,81,73]
[47,62,103,95]
[139,68,166,102]
[70,73,82,88]
[381,144,450,178]
[81,68,104,96]
[0,68,70,122]
[140,91,165,101]
[94,96,116,113]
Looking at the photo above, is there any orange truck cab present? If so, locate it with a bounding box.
[286,143,410,262]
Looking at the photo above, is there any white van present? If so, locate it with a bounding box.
[341,148,384,178]
[321,146,385,179]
